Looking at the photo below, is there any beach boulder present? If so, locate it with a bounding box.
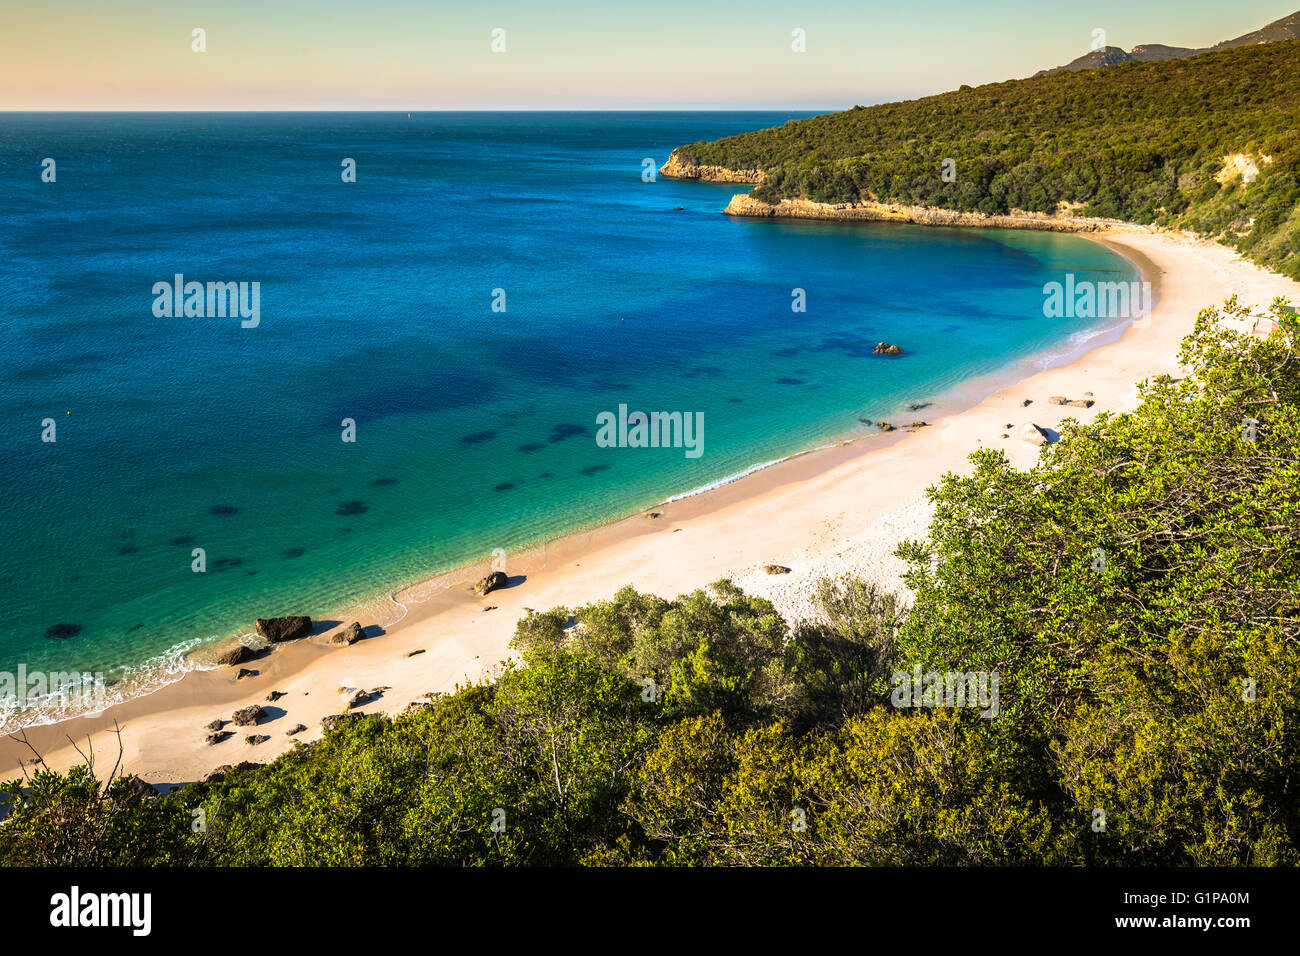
[874,342,904,355]
[1019,423,1050,446]
[344,688,376,708]
[215,644,254,667]
[232,705,267,726]
[1048,395,1069,405]
[255,615,312,643]
[764,565,791,575]
[1067,399,1095,408]
[473,571,508,596]
[331,621,365,645]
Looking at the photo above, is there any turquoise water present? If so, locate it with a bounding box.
[0,112,1134,716]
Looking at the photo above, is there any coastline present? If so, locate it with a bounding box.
[722,192,1156,234]
[4,228,1297,787]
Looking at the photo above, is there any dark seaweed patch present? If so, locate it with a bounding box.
[460,430,497,444]
[45,623,82,640]
[282,548,307,559]
[169,534,195,546]
[370,477,398,487]
[337,501,369,516]
[548,423,586,443]
[209,504,240,517]
[579,464,610,476]
[492,482,516,492]
[518,443,544,453]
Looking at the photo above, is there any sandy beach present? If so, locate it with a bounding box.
[4,228,1297,788]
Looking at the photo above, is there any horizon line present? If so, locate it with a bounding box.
[0,106,844,113]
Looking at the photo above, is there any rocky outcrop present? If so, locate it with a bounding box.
[1019,423,1050,446]
[473,571,508,597]
[245,734,269,746]
[344,688,373,709]
[255,616,312,643]
[331,621,365,645]
[215,644,254,667]
[724,193,1139,234]
[658,152,764,183]
[286,723,307,736]
[874,342,904,355]
[764,565,791,575]
[232,705,267,726]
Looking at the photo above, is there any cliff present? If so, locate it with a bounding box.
[658,151,764,184]
[722,193,1149,234]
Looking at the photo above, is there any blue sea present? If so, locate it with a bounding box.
[0,112,1135,723]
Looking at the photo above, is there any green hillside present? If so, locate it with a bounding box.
[5,301,1298,866]
[670,40,1300,279]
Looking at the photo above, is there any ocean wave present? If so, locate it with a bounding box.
[0,636,206,734]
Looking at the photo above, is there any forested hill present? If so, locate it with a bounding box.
[665,39,1300,279]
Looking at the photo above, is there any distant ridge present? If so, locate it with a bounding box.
[1035,9,1300,74]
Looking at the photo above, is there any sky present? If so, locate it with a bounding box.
[0,0,1295,110]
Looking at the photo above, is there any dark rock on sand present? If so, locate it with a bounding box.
[256,616,312,642]
[331,621,365,645]
[235,667,258,680]
[473,571,508,596]
[245,734,270,746]
[764,565,791,574]
[215,644,254,666]
[232,705,267,726]
[206,731,233,746]
[266,690,286,702]
[286,724,308,736]
[206,719,227,731]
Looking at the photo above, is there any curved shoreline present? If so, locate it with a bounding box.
[2,227,1142,734]
[4,228,1295,786]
